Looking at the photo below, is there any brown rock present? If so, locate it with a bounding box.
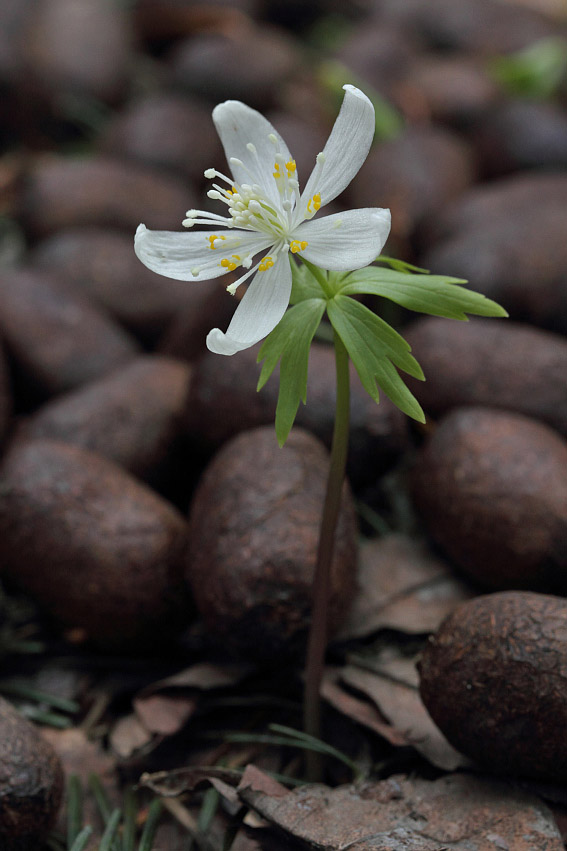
[169,24,299,109]
[411,407,567,591]
[334,22,420,101]
[184,342,409,487]
[421,179,567,333]
[350,125,475,243]
[186,426,357,660]
[0,268,139,403]
[0,696,63,848]
[425,172,567,245]
[134,0,260,42]
[20,155,194,238]
[0,338,11,446]
[20,0,132,102]
[419,591,567,782]
[404,317,567,437]
[17,356,192,484]
[30,227,226,343]
[474,98,567,176]
[402,55,499,127]
[0,439,189,650]
[376,0,557,54]
[98,93,222,182]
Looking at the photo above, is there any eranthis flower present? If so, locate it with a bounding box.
[135,84,391,355]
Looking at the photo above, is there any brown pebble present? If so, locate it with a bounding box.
[186,426,357,660]
[184,342,409,487]
[17,356,192,484]
[20,0,132,102]
[30,227,226,343]
[0,439,189,650]
[0,696,63,848]
[422,190,567,333]
[0,268,140,402]
[411,407,567,591]
[425,172,567,245]
[20,155,195,238]
[334,22,419,101]
[404,317,567,438]
[402,54,499,127]
[377,0,557,54]
[169,24,299,109]
[0,338,11,446]
[98,93,222,182]
[419,591,567,781]
[474,98,567,176]
[350,125,475,243]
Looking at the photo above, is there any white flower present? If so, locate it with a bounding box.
[135,84,391,356]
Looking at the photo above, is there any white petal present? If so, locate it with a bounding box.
[135,223,272,281]
[295,208,391,271]
[213,101,292,203]
[298,85,375,218]
[206,254,292,355]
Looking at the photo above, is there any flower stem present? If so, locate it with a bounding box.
[303,328,350,781]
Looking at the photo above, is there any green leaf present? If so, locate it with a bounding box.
[327,296,425,422]
[289,257,325,304]
[488,37,567,99]
[257,298,326,446]
[339,267,508,320]
[374,255,430,274]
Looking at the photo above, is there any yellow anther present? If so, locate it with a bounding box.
[286,160,296,177]
[307,193,321,214]
[290,240,308,254]
[258,256,275,272]
[220,254,241,272]
[273,162,281,179]
[208,234,226,249]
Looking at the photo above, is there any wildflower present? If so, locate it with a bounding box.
[135,85,391,355]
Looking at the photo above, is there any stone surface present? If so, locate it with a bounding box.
[17,356,192,484]
[419,591,567,782]
[0,439,189,650]
[0,696,64,849]
[474,98,567,176]
[411,407,567,591]
[30,227,224,343]
[0,338,11,447]
[20,155,194,237]
[350,125,475,243]
[20,0,133,102]
[0,268,139,403]
[186,426,357,660]
[404,317,567,437]
[170,23,299,109]
[421,176,567,333]
[98,93,221,182]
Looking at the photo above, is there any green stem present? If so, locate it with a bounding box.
[303,329,350,781]
[301,257,334,299]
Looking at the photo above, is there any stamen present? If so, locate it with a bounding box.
[290,240,308,254]
[258,256,275,272]
[208,234,226,249]
[220,254,241,272]
[191,267,201,277]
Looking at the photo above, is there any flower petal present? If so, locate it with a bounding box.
[295,208,391,271]
[134,224,272,281]
[297,85,375,220]
[212,101,293,203]
[206,254,292,355]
